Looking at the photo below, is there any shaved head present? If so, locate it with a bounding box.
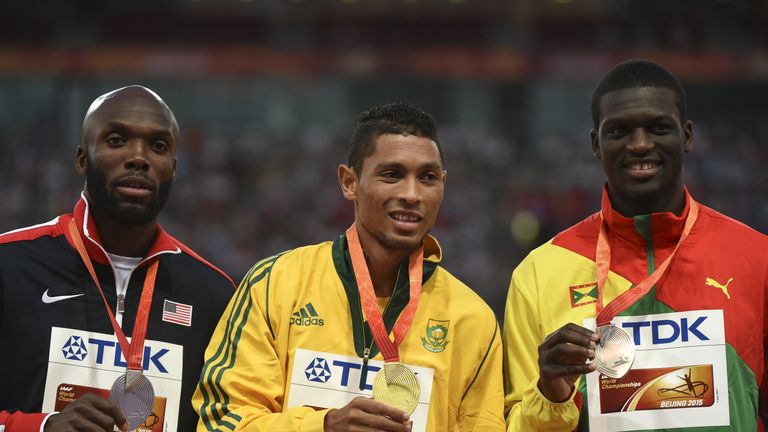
[82,85,179,147]
[76,85,178,227]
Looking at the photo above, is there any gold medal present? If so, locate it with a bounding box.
[372,362,420,414]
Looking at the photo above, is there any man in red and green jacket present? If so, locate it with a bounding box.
[503,59,768,431]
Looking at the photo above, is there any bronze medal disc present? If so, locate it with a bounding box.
[594,324,636,379]
[372,362,420,414]
[110,370,154,430]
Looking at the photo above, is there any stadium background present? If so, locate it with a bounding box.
[2,0,767,319]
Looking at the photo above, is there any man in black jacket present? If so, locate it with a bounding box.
[0,86,235,432]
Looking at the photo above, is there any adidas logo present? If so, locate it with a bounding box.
[290,302,325,327]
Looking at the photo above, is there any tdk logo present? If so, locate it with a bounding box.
[62,335,170,374]
[332,360,382,391]
[622,316,709,346]
[305,357,332,383]
[290,303,324,327]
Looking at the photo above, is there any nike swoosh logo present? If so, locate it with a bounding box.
[42,289,85,304]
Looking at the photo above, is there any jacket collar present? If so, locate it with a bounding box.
[601,185,693,249]
[63,193,181,266]
[422,234,443,264]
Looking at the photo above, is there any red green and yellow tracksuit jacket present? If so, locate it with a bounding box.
[504,188,768,431]
[194,234,505,431]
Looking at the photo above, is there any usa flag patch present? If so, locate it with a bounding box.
[163,299,193,326]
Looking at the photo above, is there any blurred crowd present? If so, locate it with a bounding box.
[2,84,767,319]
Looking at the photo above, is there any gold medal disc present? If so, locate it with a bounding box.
[372,362,420,414]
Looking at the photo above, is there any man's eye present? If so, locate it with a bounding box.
[650,124,672,134]
[381,171,401,180]
[606,128,628,139]
[106,135,125,145]
[421,172,439,182]
[152,141,169,152]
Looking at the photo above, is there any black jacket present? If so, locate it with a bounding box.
[0,196,235,432]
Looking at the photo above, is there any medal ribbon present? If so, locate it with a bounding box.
[346,224,423,362]
[69,219,158,371]
[595,200,699,327]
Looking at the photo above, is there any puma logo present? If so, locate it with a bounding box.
[705,277,733,300]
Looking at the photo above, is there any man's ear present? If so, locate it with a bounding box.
[172,157,178,182]
[683,120,694,153]
[590,129,601,160]
[338,164,358,202]
[75,145,88,175]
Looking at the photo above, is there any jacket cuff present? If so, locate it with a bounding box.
[522,379,580,431]
[39,412,58,432]
[2,412,49,431]
[302,408,330,432]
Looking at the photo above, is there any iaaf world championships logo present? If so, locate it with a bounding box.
[599,365,715,413]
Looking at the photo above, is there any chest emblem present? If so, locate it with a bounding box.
[162,299,194,326]
[704,277,732,300]
[421,319,450,353]
[290,302,325,327]
[569,282,598,308]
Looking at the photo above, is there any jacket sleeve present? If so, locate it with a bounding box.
[0,411,49,432]
[503,257,581,431]
[457,322,506,431]
[193,257,327,432]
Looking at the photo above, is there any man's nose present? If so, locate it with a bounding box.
[396,177,421,204]
[124,140,150,171]
[627,128,654,153]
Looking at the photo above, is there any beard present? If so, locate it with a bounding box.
[85,161,173,226]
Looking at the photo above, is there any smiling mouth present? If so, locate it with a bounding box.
[625,161,661,178]
[627,161,659,170]
[390,212,422,223]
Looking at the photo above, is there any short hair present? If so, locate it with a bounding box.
[591,59,687,128]
[347,102,442,173]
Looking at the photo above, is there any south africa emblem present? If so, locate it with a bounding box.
[421,319,450,353]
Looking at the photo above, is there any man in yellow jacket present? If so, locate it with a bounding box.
[504,59,768,431]
[194,102,505,431]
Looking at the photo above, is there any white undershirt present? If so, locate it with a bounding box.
[106,252,142,327]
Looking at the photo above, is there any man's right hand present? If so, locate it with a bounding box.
[44,393,128,432]
[324,396,411,432]
[537,323,599,402]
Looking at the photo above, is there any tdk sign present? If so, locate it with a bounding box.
[62,335,169,373]
[622,316,708,345]
[617,311,724,349]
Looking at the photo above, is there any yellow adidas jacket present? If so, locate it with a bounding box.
[194,234,505,431]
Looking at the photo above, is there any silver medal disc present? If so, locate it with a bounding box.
[110,370,154,431]
[594,325,636,379]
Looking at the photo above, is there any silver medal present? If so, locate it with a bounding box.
[110,370,154,431]
[594,324,636,379]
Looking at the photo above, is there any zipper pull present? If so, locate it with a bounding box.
[117,294,125,315]
[359,347,370,391]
